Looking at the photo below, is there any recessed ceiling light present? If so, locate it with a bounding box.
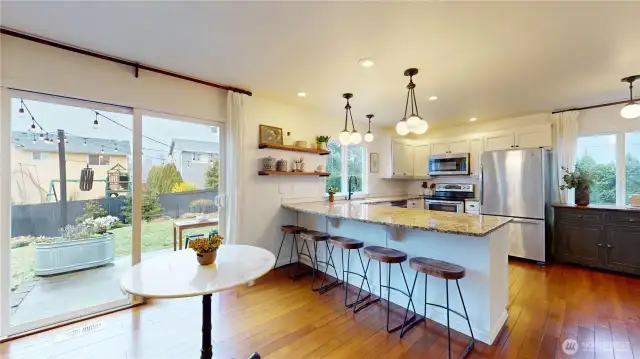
[469,117,478,122]
[429,96,438,101]
[297,92,307,97]
[358,58,375,68]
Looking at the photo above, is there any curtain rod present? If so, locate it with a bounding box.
[0,27,253,96]
[551,97,638,114]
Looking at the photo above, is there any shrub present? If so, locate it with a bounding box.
[121,190,165,223]
[172,182,198,193]
[76,200,107,224]
[83,215,120,234]
[205,158,219,189]
[147,163,183,193]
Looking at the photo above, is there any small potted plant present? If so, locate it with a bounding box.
[327,187,339,203]
[316,136,331,150]
[188,233,224,265]
[560,165,593,206]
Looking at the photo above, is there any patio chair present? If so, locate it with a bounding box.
[184,230,219,249]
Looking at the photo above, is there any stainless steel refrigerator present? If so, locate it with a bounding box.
[480,148,550,263]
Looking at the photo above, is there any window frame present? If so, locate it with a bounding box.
[88,154,111,166]
[325,142,368,196]
[576,131,638,206]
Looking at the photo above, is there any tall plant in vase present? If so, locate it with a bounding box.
[316,136,330,150]
[560,165,594,206]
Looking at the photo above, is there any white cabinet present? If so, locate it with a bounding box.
[430,140,469,155]
[407,198,424,209]
[469,138,483,176]
[413,145,430,178]
[391,141,414,177]
[465,200,480,214]
[484,126,552,151]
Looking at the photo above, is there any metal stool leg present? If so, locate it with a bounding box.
[274,232,287,269]
[317,242,342,294]
[446,280,451,359]
[353,258,380,313]
[289,236,314,279]
[400,271,425,337]
[342,249,371,308]
[289,234,298,265]
[457,279,475,358]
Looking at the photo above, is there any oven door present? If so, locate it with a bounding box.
[428,154,470,176]
[424,200,464,213]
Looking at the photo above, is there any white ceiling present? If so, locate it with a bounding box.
[2,1,639,127]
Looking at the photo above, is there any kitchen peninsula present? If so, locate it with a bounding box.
[282,201,512,345]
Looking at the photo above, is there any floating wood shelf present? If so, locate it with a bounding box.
[258,171,330,177]
[258,143,330,155]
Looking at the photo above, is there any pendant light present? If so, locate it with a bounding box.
[621,75,640,119]
[339,93,361,145]
[364,114,375,142]
[397,68,428,135]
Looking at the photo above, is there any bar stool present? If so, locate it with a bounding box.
[274,225,306,275]
[299,230,341,292]
[322,236,371,307]
[353,246,418,333]
[400,258,474,359]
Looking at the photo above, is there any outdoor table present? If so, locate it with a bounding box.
[173,217,220,251]
[120,244,274,359]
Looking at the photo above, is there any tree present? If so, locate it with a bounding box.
[121,189,164,223]
[172,182,198,193]
[76,200,107,223]
[147,163,183,193]
[325,143,342,193]
[205,158,220,189]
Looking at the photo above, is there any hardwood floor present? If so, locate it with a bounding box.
[2,259,640,359]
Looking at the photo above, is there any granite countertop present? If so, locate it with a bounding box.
[282,202,511,237]
[552,203,640,212]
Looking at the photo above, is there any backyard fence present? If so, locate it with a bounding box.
[11,189,218,238]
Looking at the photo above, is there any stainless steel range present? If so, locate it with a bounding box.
[423,183,475,213]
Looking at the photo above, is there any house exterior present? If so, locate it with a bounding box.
[170,138,219,189]
[11,131,130,204]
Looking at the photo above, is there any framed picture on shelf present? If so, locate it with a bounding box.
[370,152,379,173]
[259,125,284,145]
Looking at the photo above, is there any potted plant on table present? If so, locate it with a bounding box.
[316,136,331,150]
[188,233,224,265]
[560,165,593,206]
[327,187,339,203]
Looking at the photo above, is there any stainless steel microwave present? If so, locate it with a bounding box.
[428,153,470,176]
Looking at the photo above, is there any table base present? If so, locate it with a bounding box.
[200,294,261,359]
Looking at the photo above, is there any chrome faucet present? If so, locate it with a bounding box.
[348,175,358,200]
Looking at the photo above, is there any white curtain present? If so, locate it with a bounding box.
[224,91,248,244]
[551,111,580,204]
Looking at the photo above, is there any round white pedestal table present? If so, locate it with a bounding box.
[120,245,275,359]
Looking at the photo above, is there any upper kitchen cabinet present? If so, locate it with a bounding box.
[391,140,415,178]
[430,139,469,155]
[484,126,552,151]
[469,138,483,175]
[413,145,431,178]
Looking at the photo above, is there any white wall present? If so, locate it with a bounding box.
[240,95,407,251]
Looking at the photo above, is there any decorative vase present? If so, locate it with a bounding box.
[197,251,217,265]
[262,156,276,171]
[318,142,328,150]
[329,194,335,203]
[575,183,590,206]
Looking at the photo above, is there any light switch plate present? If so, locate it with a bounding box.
[278,183,288,194]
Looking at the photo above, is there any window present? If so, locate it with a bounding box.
[88,154,111,166]
[325,142,366,194]
[32,151,51,161]
[576,132,640,205]
[626,132,640,204]
[576,134,617,205]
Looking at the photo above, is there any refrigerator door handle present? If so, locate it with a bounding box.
[510,218,541,225]
[479,164,484,206]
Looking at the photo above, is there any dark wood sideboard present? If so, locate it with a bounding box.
[553,204,640,275]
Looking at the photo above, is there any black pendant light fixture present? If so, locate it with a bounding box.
[338,93,361,145]
[364,114,374,142]
[621,75,640,119]
[396,68,428,135]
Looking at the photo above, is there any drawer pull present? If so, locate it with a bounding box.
[597,243,603,247]
[607,244,613,248]
[629,219,636,223]
[577,215,583,218]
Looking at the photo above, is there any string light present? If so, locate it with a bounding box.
[101,145,105,154]
[93,112,99,129]
[18,100,25,118]
[114,143,119,152]
[32,136,36,144]
[83,139,87,146]
[30,121,36,132]
[39,132,44,141]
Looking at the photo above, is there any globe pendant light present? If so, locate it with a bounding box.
[364,114,375,142]
[621,75,640,119]
[397,68,428,135]
[339,93,361,145]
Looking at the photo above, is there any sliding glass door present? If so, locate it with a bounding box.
[1,90,134,336]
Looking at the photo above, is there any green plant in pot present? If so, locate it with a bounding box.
[327,186,339,203]
[560,165,593,206]
[316,136,331,150]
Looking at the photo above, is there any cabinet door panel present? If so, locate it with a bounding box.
[469,138,483,175]
[555,222,604,267]
[605,226,640,274]
[404,145,415,176]
[516,128,552,149]
[430,142,449,155]
[391,141,406,176]
[484,132,515,151]
[413,145,430,177]
[448,140,469,154]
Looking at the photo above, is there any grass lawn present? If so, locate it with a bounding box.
[10,219,218,288]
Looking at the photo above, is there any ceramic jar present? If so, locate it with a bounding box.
[276,159,288,172]
[262,156,276,171]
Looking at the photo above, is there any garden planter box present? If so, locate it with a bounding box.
[34,233,116,276]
